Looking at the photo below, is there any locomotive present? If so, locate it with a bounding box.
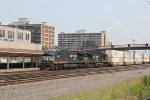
[39,49,111,70]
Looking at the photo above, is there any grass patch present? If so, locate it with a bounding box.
[49,73,150,100]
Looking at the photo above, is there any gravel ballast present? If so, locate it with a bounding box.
[0,66,150,100]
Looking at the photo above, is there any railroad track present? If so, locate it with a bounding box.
[0,65,149,86]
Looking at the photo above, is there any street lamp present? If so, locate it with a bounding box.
[132,39,136,65]
[79,30,87,51]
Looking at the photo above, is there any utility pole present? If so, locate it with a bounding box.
[79,30,87,52]
[132,39,136,65]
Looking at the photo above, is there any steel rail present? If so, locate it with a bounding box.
[0,65,149,86]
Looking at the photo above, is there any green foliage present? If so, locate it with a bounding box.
[42,45,48,50]
[139,74,150,99]
[49,74,150,100]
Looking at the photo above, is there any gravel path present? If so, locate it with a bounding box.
[0,66,150,100]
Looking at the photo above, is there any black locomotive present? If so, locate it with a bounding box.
[39,49,113,70]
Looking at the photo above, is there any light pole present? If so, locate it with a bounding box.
[132,39,136,65]
[108,42,112,47]
[79,30,87,51]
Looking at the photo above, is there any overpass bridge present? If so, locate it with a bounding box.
[91,43,150,51]
[70,43,150,52]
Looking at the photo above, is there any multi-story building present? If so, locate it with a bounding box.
[58,31,108,50]
[0,25,41,50]
[0,25,42,69]
[7,18,55,49]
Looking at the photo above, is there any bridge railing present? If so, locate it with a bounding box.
[110,43,150,48]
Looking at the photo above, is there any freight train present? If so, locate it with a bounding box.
[40,49,103,70]
[39,49,150,70]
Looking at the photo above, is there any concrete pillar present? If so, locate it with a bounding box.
[23,56,25,68]
[35,57,38,68]
[7,56,9,69]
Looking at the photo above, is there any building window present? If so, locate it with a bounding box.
[3,30,5,38]
[12,31,14,39]
[0,30,2,38]
[8,31,14,39]
[18,32,23,40]
[26,33,29,40]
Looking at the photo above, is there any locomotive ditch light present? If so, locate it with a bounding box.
[74,55,77,57]
[57,55,60,58]
[93,56,96,58]
[70,55,73,57]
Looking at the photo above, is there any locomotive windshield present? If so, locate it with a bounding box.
[44,49,59,56]
[42,49,60,61]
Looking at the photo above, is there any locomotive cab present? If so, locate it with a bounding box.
[40,49,60,70]
[42,49,60,62]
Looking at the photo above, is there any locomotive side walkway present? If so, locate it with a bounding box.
[0,65,150,100]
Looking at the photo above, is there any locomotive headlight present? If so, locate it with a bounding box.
[57,55,60,58]
[74,55,77,57]
[96,56,99,58]
[70,55,73,57]
[93,56,95,58]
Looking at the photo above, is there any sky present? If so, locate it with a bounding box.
[1,0,150,45]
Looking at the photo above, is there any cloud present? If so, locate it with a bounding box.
[104,21,121,31]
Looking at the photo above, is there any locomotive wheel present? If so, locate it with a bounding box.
[58,65,63,69]
[109,64,112,67]
[40,66,43,70]
[61,66,64,69]
[43,66,51,71]
[103,63,106,67]
[94,64,97,67]
[77,64,82,68]
[86,64,90,68]
[90,64,95,68]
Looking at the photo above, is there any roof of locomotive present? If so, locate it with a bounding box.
[43,49,60,56]
[77,51,94,57]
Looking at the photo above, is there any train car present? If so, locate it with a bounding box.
[123,51,134,65]
[105,50,124,66]
[142,53,150,64]
[134,52,143,64]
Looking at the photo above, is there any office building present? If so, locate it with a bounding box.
[58,31,108,50]
[7,18,55,49]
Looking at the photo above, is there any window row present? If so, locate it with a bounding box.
[0,29,30,41]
